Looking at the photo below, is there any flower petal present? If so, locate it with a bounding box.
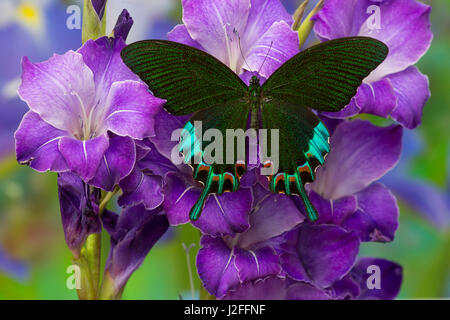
[162,173,252,236]
[222,276,288,300]
[58,134,110,181]
[336,77,395,120]
[341,183,399,242]
[234,246,281,283]
[118,167,164,210]
[359,0,432,82]
[181,0,251,65]
[308,190,357,225]
[330,275,360,299]
[312,0,369,40]
[77,37,139,106]
[350,257,403,300]
[313,0,432,82]
[236,185,304,248]
[15,111,69,172]
[138,141,179,177]
[150,109,190,160]
[281,225,360,288]
[197,235,240,298]
[386,66,430,129]
[244,0,293,43]
[18,53,95,134]
[88,134,136,192]
[104,80,164,139]
[245,21,299,78]
[312,120,402,199]
[286,282,331,300]
[167,24,204,50]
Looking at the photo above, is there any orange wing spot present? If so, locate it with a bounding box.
[298,164,311,174]
[289,175,296,183]
[224,172,234,182]
[275,174,285,185]
[235,161,246,179]
[263,160,273,168]
[198,164,211,173]
[212,175,220,183]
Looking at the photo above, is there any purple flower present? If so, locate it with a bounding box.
[101,205,169,298]
[312,0,432,129]
[168,0,299,78]
[15,37,164,191]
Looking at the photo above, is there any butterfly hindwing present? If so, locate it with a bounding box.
[260,37,388,221]
[260,99,329,221]
[180,98,251,220]
[120,40,248,115]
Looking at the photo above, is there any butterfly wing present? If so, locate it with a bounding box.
[262,37,389,112]
[120,40,248,115]
[121,40,251,220]
[181,98,251,220]
[260,37,388,221]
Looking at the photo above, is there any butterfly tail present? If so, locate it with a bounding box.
[189,187,210,221]
[296,180,318,222]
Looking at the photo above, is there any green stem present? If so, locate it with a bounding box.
[99,186,120,216]
[98,272,121,300]
[85,233,102,297]
[71,187,119,300]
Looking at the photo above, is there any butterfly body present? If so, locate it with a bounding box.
[121,37,388,222]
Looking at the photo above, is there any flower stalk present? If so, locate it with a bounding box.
[292,0,309,31]
[297,0,323,48]
[82,0,107,43]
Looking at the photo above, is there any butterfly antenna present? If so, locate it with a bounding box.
[238,35,252,72]
[258,41,273,75]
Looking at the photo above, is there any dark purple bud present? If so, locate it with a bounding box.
[58,172,102,257]
[102,205,169,294]
[113,9,134,41]
[91,0,106,20]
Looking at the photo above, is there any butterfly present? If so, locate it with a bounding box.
[121,36,388,222]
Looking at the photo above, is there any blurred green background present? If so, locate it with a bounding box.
[0,0,448,299]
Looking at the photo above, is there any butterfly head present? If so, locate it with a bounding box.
[249,75,260,87]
